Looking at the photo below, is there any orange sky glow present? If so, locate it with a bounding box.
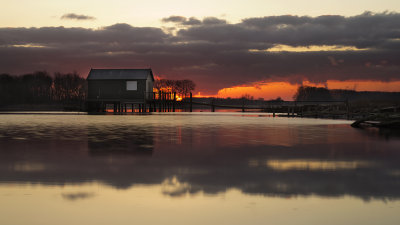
[195,80,400,100]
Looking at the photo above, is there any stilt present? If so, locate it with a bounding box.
[173,92,176,112]
[190,92,193,112]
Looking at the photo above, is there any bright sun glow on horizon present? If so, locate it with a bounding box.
[215,80,400,100]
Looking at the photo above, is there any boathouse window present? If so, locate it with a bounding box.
[126,81,137,91]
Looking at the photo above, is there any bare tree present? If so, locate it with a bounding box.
[153,78,196,98]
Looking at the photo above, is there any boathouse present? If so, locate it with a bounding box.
[86,68,154,112]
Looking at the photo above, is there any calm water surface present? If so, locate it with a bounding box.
[1,113,400,225]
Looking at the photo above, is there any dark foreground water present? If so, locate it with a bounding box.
[0,112,400,225]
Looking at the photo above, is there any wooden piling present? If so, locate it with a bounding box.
[190,92,193,112]
[173,92,176,112]
[211,98,215,112]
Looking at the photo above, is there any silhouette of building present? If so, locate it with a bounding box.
[86,68,154,112]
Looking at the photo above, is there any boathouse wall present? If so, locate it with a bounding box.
[88,79,147,101]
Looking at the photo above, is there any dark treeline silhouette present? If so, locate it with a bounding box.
[293,86,333,101]
[294,86,400,102]
[0,71,86,108]
[154,79,195,98]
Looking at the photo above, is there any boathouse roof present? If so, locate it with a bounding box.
[87,69,154,81]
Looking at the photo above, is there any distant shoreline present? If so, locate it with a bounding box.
[0,104,81,112]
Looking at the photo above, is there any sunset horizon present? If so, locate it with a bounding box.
[1,0,400,99]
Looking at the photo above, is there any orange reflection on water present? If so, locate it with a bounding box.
[265,159,373,171]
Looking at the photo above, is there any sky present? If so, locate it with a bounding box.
[1,0,400,99]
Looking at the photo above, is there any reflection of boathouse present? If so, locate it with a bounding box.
[86,68,155,112]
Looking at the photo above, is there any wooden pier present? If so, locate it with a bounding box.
[88,91,353,119]
[87,91,183,113]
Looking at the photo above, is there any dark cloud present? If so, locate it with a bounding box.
[62,192,96,201]
[61,13,96,21]
[162,15,187,23]
[161,16,224,26]
[1,12,400,94]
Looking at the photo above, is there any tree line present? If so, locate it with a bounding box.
[293,86,333,101]
[293,85,400,102]
[0,72,197,106]
[0,71,86,106]
[154,79,196,98]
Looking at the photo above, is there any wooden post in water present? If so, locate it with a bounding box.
[190,92,193,112]
[211,98,215,112]
[162,92,165,112]
[158,91,162,112]
[292,106,295,117]
[173,92,176,112]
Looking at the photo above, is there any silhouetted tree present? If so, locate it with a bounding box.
[240,93,254,106]
[293,86,332,101]
[0,74,18,105]
[0,71,86,108]
[53,72,86,103]
[181,80,196,98]
[20,71,52,103]
[269,97,283,102]
[154,78,196,98]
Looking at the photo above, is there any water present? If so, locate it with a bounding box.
[0,113,400,225]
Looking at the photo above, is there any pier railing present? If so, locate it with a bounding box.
[145,92,176,101]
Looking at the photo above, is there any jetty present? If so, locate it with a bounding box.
[350,106,400,129]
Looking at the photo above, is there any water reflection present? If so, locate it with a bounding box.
[0,114,399,201]
[88,125,154,155]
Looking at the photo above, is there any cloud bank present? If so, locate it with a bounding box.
[61,13,96,21]
[1,12,399,94]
